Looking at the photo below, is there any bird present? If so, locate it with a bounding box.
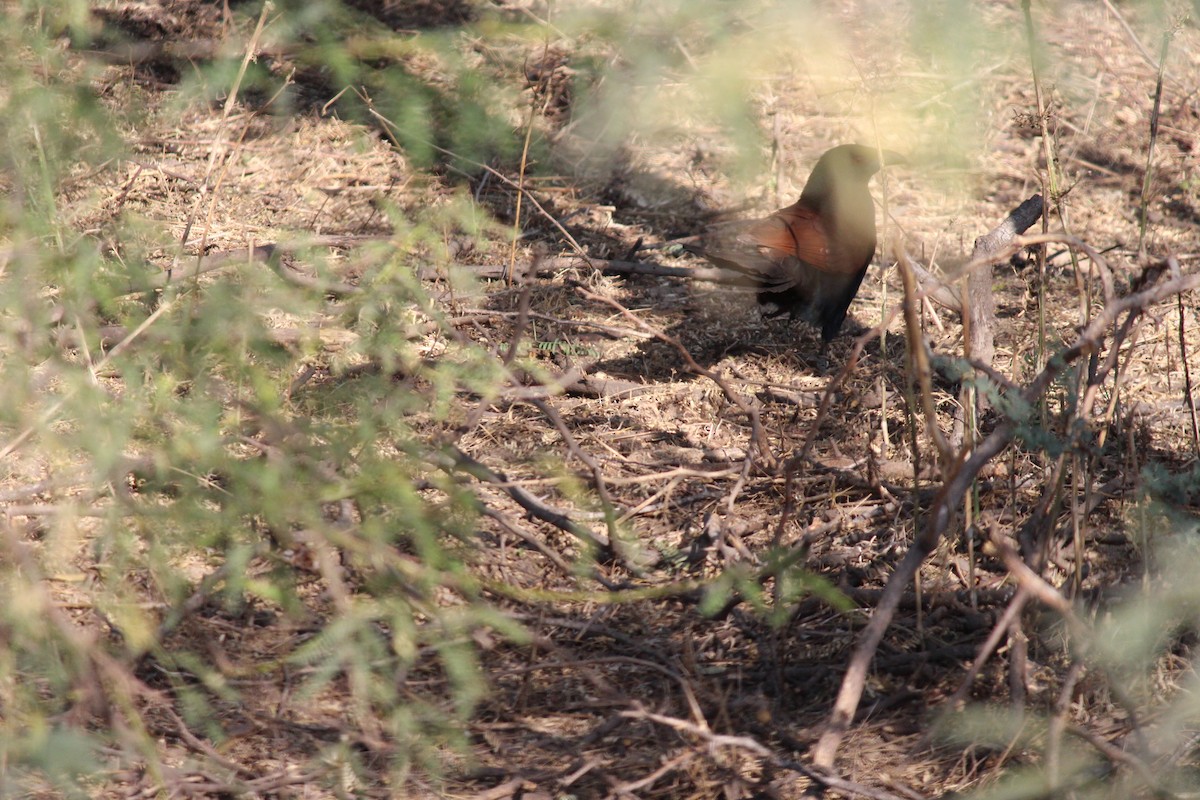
[687,144,903,347]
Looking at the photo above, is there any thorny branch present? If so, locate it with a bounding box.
[811,259,1200,769]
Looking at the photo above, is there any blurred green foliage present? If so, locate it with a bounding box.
[0,0,1195,795]
[0,2,530,794]
[937,499,1200,800]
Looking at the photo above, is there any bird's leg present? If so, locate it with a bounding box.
[814,340,832,375]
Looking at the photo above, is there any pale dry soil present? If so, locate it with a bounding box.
[27,0,1200,798]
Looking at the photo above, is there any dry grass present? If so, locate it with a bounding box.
[21,0,1200,797]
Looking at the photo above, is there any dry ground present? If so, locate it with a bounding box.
[26,0,1200,797]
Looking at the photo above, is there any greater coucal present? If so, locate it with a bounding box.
[688,143,902,345]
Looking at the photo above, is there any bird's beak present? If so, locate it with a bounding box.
[878,149,906,168]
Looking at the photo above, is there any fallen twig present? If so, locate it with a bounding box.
[811,259,1200,769]
[623,703,916,800]
[437,445,618,566]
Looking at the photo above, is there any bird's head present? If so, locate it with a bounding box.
[800,144,904,209]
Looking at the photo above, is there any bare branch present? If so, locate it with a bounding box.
[811,258,1200,768]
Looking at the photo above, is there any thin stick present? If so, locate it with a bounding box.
[1137,27,1175,257]
[175,2,276,283]
[1178,270,1200,456]
[895,248,954,468]
[506,42,549,284]
[1099,0,1165,73]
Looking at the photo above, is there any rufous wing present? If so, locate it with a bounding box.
[738,203,830,271]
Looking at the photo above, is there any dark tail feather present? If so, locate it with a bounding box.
[681,243,796,293]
